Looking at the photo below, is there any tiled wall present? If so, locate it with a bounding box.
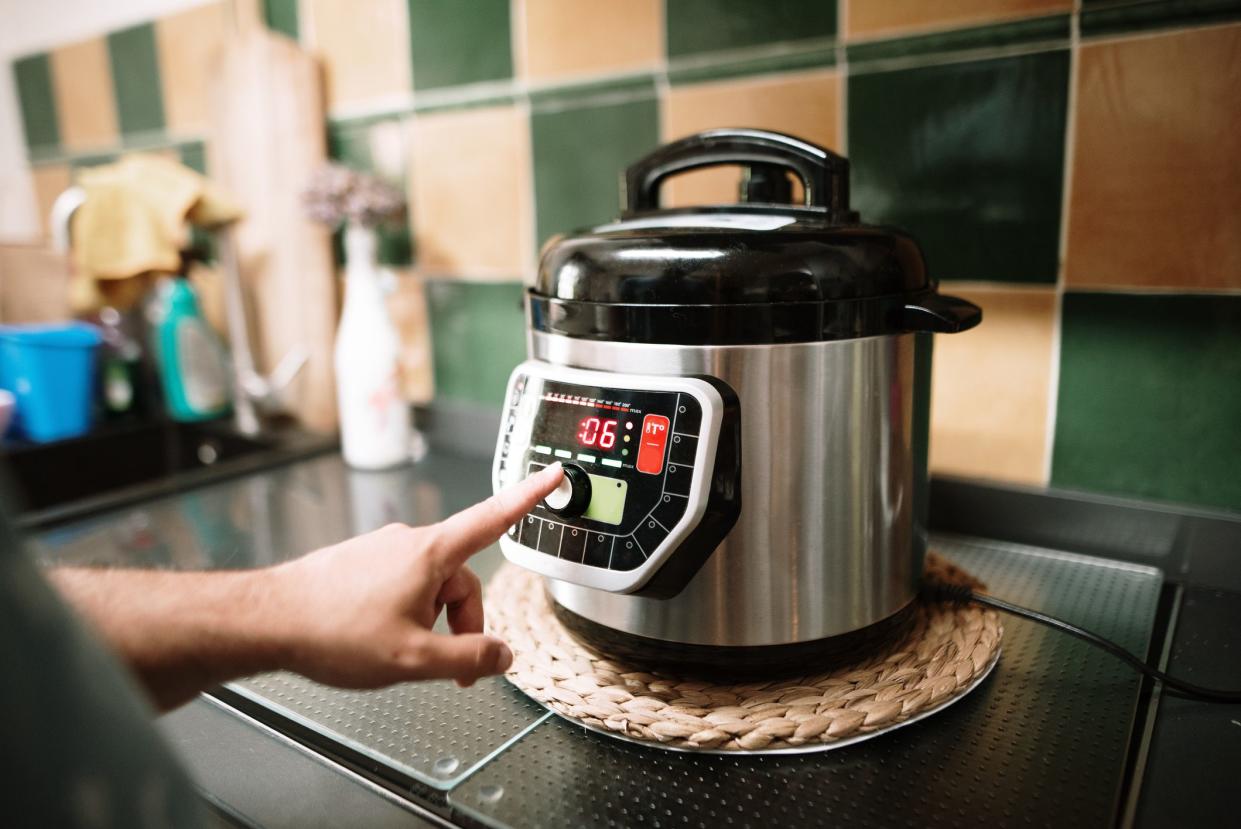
[10,0,1241,512]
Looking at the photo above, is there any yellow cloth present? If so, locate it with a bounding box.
[69,154,243,312]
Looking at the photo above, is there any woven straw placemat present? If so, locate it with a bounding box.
[485,553,1003,753]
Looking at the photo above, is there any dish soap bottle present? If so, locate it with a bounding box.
[150,274,232,422]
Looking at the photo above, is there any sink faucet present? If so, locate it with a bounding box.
[50,186,307,437]
[213,224,308,435]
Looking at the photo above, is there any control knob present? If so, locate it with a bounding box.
[544,463,592,518]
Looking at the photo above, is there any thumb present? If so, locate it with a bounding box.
[412,632,514,686]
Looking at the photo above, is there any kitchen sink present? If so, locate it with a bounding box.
[1,419,335,528]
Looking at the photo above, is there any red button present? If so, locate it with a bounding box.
[637,414,670,475]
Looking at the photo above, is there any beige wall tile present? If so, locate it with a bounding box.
[230,0,266,35]
[661,69,840,207]
[50,38,119,152]
[30,164,73,240]
[386,271,435,403]
[409,106,532,279]
[517,0,661,82]
[929,285,1056,486]
[0,244,72,323]
[156,2,229,135]
[305,0,411,111]
[121,148,181,164]
[846,0,1069,40]
[1066,25,1241,290]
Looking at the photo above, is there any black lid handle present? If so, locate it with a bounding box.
[622,128,851,215]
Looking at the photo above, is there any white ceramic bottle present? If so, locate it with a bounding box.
[334,223,410,469]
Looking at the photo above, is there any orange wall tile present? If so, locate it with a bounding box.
[409,106,532,279]
[929,285,1057,485]
[517,0,662,82]
[661,69,840,207]
[1066,24,1241,290]
[846,0,1070,40]
[155,2,229,135]
[50,38,119,151]
[305,0,411,111]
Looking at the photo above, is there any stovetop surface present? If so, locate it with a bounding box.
[225,534,1163,828]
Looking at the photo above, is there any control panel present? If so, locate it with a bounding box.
[493,361,740,596]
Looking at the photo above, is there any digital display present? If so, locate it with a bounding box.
[533,389,636,460]
[515,377,691,533]
[576,416,618,449]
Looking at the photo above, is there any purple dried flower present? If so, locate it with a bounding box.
[303,163,406,228]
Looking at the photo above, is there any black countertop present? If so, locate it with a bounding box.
[29,451,1241,828]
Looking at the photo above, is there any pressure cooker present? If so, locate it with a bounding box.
[492,129,981,673]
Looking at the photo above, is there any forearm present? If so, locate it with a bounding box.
[45,466,562,712]
[48,566,299,711]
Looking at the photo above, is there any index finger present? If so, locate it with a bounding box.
[429,463,563,568]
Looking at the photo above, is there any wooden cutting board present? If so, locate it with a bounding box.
[208,28,338,432]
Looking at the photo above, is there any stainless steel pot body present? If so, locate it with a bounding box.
[532,330,929,648]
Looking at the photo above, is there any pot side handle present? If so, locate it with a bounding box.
[900,294,983,334]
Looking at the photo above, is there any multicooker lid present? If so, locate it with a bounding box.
[530,129,981,345]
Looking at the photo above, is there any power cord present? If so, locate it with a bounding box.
[922,582,1241,704]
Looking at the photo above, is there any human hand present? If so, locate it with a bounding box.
[271,463,563,689]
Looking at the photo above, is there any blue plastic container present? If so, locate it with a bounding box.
[0,322,102,442]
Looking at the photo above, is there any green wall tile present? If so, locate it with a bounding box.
[667,43,835,85]
[13,54,60,158]
[1052,293,1241,513]
[848,50,1069,283]
[71,153,118,170]
[327,117,413,266]
[426,280,526,407]
[666,0,836,58]
[107,24,166,139]
[412,91,518,115]
[177,142,215,259]
[327,119,377,169]
[262,0,300,40]
[531,96,659,246]
[178,141,207,174]
[846,14,1070,66]
[528,75,656,110]
[407,0,512,90]
[1081,0,1241,38]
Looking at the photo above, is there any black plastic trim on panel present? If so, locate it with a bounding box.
[582,532,613,568]
[559,527,588,564]
[610,538,645,571]
[528,288,981,346]
[630,377,742,599]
